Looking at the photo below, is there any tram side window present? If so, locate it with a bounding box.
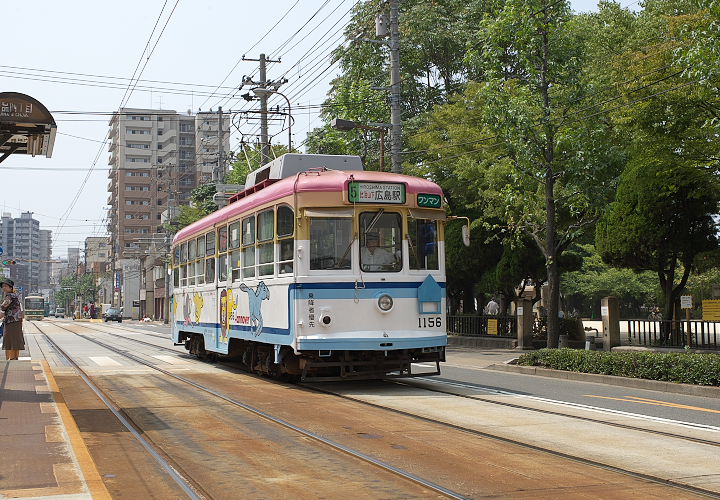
[205,231,215,282]
[309,218,352,270]
[257,209,274,276]
[196,235,206,285]
[241,216,256,278]
[408,218,439,270]
[277,205,294,274]
[218,226,228,282]
[180,242,188,286]
[187,239,197,285]
[360,211,402,272]
[229,220,242,281]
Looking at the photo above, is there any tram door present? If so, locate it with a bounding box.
[217,225,231,349]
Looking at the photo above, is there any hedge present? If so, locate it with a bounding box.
[517,349,720,386]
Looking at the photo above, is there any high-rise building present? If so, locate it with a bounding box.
[0,212,52,294]
[107,108,230,313]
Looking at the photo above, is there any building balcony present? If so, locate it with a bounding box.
[124,132,152,141]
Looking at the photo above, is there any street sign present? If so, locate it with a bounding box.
[680,295,693,309]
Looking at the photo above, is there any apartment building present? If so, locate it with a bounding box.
[107,108,230,313]
[0,212,52,294]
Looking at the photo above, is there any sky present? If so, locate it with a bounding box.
[1,0,612,259]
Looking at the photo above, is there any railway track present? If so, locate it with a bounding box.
[30,321,469,499]
[51,321,720,448]
[31,321,720,498]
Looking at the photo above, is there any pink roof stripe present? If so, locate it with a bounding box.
[174,169,444,244]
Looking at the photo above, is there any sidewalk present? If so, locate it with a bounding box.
[445,344,720,398]
[0,346,109,498]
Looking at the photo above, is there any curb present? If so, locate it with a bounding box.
[487,363,720,398]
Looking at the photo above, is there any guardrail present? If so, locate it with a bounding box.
[447,315,516,338]
[626,319,719,349]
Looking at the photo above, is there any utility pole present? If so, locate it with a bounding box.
[389,0,402,174]
[215,106,225,182]
[259,55,269,165]
[242,54,282,166]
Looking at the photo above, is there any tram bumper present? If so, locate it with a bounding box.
[296,332,446,382]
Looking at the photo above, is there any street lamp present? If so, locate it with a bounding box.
[252,87,293,151]
[331,118,390,171]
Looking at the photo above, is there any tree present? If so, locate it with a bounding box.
[464,0,624,346]
[163,184,217,233]
[226,143,296,185]
[596,154,720,332]
[562,244,659,318]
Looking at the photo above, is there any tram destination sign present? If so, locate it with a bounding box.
[348,181,406,204]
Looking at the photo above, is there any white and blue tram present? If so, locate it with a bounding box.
[171,154,450,380]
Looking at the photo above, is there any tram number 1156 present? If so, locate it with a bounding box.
[418,316,442,328]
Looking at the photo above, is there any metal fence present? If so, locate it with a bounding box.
[447,315,517,338]
[626,319,720,349]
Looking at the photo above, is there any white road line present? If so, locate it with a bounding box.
[18,356,32,361]
[152,355,190,365]
[416,377,720,433]
[89,356,122,366]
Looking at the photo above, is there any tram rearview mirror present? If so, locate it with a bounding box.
[462,225,470,247]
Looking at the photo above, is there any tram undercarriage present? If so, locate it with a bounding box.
[180,332,444,381]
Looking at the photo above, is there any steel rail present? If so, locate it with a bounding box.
[38,320,720,497]
[32,323,205,500]
[54,321,720,447]
[36,321,469,500]
[305,381,720,500]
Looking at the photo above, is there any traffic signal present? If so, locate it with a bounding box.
[1,260,16,265]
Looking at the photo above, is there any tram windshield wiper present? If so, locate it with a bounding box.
[364,209,384,236]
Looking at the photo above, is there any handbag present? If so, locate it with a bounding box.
[0,320,5,339]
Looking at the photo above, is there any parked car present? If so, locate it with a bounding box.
[54,307,65,318]
[104,308,122,322]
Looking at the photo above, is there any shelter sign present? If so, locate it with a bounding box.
[702,300,720,321]
[0,92,56,163]
[680,296,693,309]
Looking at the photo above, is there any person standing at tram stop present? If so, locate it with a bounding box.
[361,232,396,271]
[89,302,96,320]
[0,279,24,360]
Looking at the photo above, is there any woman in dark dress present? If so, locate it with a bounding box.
[0,279,24,360]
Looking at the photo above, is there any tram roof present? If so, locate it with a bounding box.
[174,169,444,244]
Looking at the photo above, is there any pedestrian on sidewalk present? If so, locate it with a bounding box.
[0,279,24,360]
[89,302,96,320]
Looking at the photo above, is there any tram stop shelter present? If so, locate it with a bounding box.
[0,92,56,164]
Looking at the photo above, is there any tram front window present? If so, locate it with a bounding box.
[408,218,439,270]
[360,211,402,272]
[310,218,352,270]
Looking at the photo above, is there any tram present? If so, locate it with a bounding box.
[24,294,45,321]
[171,154,455,381]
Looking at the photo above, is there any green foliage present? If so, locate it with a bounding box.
[562,244,659,317]
[163,183,217,233]
[596,154,720,319]
[56,273,98,304]
[226,144,296,185]
[518,348,720,386]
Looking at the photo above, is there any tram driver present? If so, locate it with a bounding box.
[361,232,397,272]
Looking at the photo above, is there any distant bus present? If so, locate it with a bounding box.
[24,295,45,321]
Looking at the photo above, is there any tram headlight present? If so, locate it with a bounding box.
[377,294,394,312]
